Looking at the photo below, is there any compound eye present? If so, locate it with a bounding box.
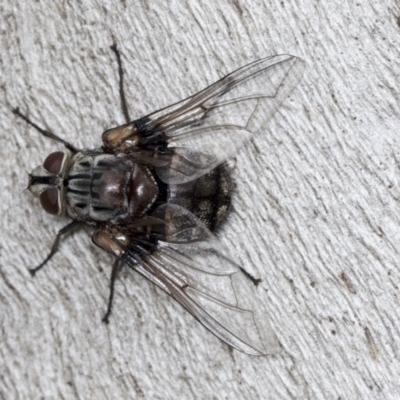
[39,187,60,215]
[43,151,65,174]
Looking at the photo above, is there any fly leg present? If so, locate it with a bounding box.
[239,267,262,286]
[30,220,81,276]
[102,259,124,324]
[102,44,137,149]
[92,226,131,323]
[13,108,79,154]
[110,43,130,124]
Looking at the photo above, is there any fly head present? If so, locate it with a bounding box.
[29,151,71,215]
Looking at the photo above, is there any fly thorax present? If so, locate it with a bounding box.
[66,152,159,222]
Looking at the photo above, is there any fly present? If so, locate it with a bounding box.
[14,44,304,356]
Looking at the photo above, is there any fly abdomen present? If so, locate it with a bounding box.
[168,164,232,231]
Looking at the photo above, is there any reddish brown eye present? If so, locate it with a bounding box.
[39,187,60,215]
[43,151,64,174]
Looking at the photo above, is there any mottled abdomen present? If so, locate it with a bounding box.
[167,164,233,232]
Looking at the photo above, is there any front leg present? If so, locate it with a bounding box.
[30,220,81,276]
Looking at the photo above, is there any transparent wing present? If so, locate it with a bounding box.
[105,55,304,184]
[118,204,280,355]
